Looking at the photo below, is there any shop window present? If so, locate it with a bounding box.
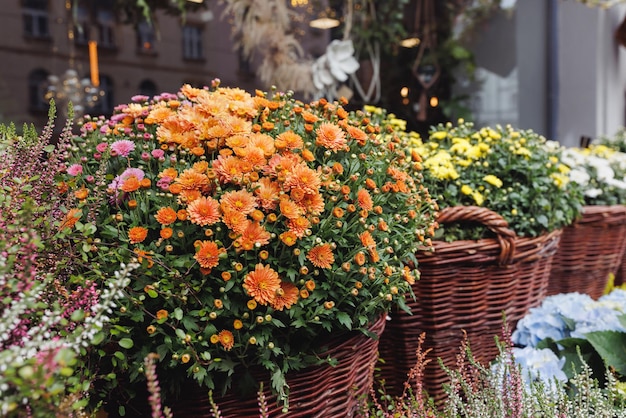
[27,68,49,112]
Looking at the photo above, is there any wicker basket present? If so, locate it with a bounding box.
[378,206,561,402]
[548,205,626,299]
[108,314,385,418]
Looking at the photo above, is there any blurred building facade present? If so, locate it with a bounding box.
[0,0,328,130]
[1,0,626,148]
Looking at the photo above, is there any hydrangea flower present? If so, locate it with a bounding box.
[512,346,567,390]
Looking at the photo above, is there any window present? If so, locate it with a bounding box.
[73,2,90,45]
[91,75,114,116]
[27,68,49,112]
[182,25,203,60]
[96,7,116,48]
[22,0,49,39]
[139,79,157,99]
[137,20,156,54]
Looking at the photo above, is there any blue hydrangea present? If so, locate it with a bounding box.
[512,292,593,347]
[512,291,626,346]
[512,346,567,390]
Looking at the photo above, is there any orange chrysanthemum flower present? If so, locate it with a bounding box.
[129,226,148,244]
[254,177,280,211]
[160,227,173,239]
[220,190,257,215]
[179,189,203,204]
[298,192,325,216]
[271,281,299,311]
[214,154,245,184]
[315,122,347,151]
[235,145,266,169]
[218,330,235,351]
[159,167,178,179]
[279,198,302,220]
[121,176,141,193]
[301,148,315,162]
[187,196,221,226]
[359,231,376,249]
[275,131,304,151]
[155,207,178,225]
[387,166,409,182]
[357,189,374,211]
[302,111,319,123]
[332,162,344,174]
[307,244,335,269]
[237,222,271,251]
[354,252,366,266]
[59,208,81,230]
[279,231,298,246]
[193,161,209,173]
[156,309,168,320]
[225,134,249,149]
[345,125,368,144]
[222,207,250,234]
[243,264,281,306]
[287,216,311,238]
[176,168,210,190]
[248,133,276,157]
[283,163,321,195]
[332,207,344,218]
[365,178,377,190]
[194,240,225,269]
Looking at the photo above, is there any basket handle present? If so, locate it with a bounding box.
[436,205,517,265]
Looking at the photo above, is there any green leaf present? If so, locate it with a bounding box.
[118,338,134,349]
[173,308,184,320]
[336,312,352,330]
[70,309,85,322]
[585,330,626,375]
[91,332,105,345]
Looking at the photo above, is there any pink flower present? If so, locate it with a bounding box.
[67,164,83,176]
[110,140,135,157]
[96,142,109,152]
[151,149,164,159]
[156,176,172,191]
[131,95,149,102]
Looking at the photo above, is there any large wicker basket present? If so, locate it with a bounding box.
[378,206,561,402]
[548,205,626,299]
[109,314,385,418]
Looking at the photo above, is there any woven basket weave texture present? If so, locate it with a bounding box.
[549,205,626,300]
[378,206,561,402]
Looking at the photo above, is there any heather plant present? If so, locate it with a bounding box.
[0,103,129,417]
[362,320,626,417]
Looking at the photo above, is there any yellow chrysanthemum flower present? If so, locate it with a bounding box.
[483,174,503,188]
[515,147,532,157]
[472,191,485,205]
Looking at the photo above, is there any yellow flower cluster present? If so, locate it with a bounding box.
[401,119,584,239]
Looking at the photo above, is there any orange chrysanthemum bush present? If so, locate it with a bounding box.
[61,81,437,408]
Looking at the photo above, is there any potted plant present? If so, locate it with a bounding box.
[59,81,438,415]
[549,144,626,299]
[374,116,584,400]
